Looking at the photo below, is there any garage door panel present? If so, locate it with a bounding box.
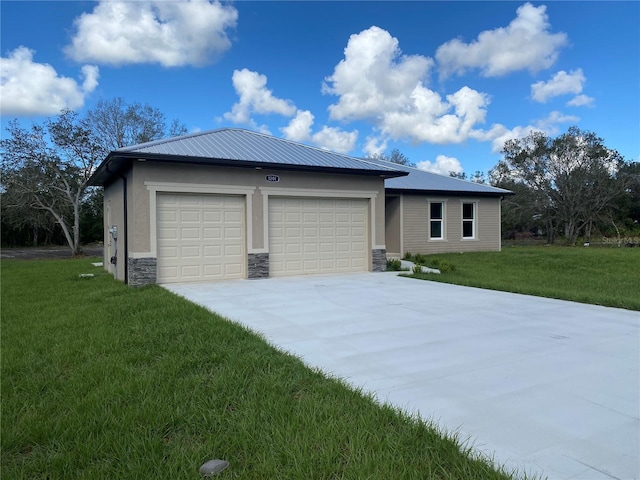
[180,246,200,258]
[158,227,178,240]
[203,227,222,239]
[157,194,245,283]
[203,211,221,222]
[269,197,367,277]
[224,227,243,239]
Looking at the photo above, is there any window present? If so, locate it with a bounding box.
[429,202,443,239]
[462,202,475,239]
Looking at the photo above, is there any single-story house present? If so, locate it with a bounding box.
[88,128,511,286]
[362,157,512,258]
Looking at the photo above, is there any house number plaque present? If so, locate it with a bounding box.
[265,174,280,182]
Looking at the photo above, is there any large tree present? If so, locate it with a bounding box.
[86,97,187,151]
[1,99,188,252]
[491,127,628,244]
[1,111,106,255]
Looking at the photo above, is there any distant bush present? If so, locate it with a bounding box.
[404,252,456,273]
[386,258,403,271]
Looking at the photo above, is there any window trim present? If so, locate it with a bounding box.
[428,199,446,241]
[461,201,477,240]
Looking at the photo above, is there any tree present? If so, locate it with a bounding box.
[1,111,106,255]
[491,127,629,244]
[1,99,188,252]
[86,97,187,151]
[450,170,487,184]
[367,148,415,167]
[1,184,61,247]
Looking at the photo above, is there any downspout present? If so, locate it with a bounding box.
[106,162,129,284]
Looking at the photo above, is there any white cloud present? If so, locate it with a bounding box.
[281,110,314,142]
[324,26,490,146]
[224,69,296,124]
[281,110,358,153]
[416,155,463,176]
[363,136,388,157]
[531,69,586,102]
[436,3,568,78]
[324,26,433,121]
[311,126,358,153]
[567,94,594,107]
[381,85,491,144]
[0,47,99,116]
[471,110,579,153]
[65,0,237,67]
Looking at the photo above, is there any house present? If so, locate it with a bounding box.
[361,157,512,258]
[88,128,511,286]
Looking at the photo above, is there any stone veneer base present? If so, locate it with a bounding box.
[372,248,387,272]
[248,253,269,279]
[128,257,157,287]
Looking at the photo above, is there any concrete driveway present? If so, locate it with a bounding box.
[164,272,640,480]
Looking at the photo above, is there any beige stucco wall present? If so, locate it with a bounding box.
[109,161,386,270]
[102,174,127,280]
[400,194,502,255]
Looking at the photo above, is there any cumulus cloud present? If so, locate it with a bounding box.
[436,3,568,78]
[531,69,587,102]
[363,136,388,157]
[65,0,237,67]
[471,110,579,153]
[324,26,490,146]
[324,26,433,121]
[281,109,314,142]
[416,155,463,176]
[224,69,296,124]
[281,110,358,153]
[0,46,99,116]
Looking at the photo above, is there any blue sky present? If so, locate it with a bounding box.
[1,1,638,176]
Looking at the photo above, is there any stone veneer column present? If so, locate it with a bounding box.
[248,253,269,279]
[128,257,157,286]
[372,248,387,272]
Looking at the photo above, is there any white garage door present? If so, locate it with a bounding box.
[157,194,245,283]
[269,197,368,277]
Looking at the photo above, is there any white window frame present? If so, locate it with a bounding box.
[428,200,445,240]
[462,201,477,240]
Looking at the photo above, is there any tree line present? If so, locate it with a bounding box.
[490,127,638,245]
[2,101,638,252]
[1,98,186,253]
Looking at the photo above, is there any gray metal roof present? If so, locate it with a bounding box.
[361,157,512,195]
[89,128,407,186]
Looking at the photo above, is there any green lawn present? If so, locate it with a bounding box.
[1,258,518,479]
[405,245,640,311]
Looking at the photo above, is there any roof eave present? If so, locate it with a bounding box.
[88,152,408,186]
[385,187,514,197]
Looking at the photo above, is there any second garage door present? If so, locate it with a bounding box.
[157,193,245,283]
[269,197,368,277]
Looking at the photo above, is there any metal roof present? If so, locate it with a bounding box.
[89,128,407,186]
[361,157,513,196]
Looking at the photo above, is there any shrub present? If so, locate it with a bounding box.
[386,258,403,271]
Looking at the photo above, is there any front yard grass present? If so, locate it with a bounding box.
[1,258,518,479]
[406,245,640,311]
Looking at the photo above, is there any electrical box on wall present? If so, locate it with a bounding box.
[109,225,118,240]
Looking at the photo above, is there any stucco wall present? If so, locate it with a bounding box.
[401,194,502,254]
[102,161,387,282]
[102,175,127,281]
